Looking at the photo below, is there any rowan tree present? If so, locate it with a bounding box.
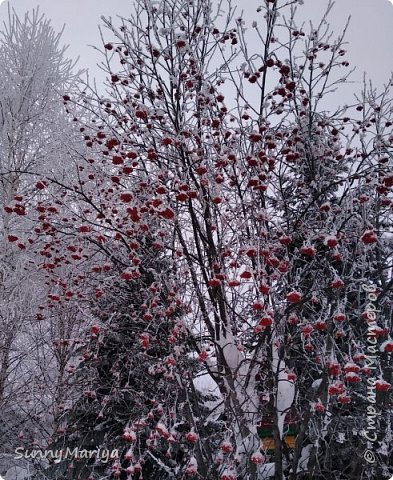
[19,0,393,479]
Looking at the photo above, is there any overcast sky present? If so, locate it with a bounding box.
[1,0,393,102]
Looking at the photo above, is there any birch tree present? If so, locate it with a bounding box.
[0,6,83,462]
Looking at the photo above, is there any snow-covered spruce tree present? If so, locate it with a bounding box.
[45,237,194,480]
[0,7,83,464]
[34,116,219,478]
[27,0,393,479]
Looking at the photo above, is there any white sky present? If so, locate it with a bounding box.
[0,0,393,97]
